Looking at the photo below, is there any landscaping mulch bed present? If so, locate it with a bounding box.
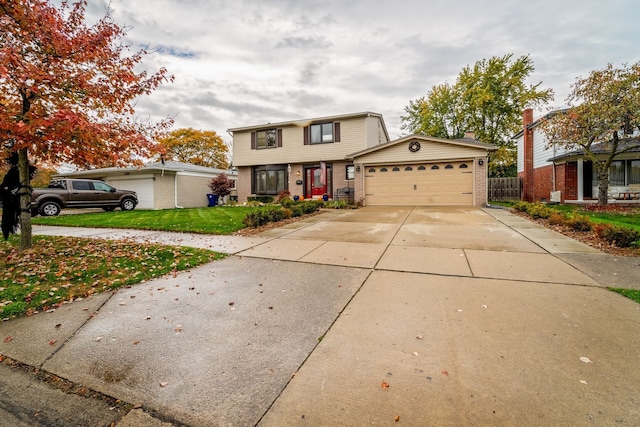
[512,206,640,257]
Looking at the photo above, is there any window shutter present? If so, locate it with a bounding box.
[277,129,283,147]
[303,126,310,145]
[334,122,341,142]
[251,131,256,150]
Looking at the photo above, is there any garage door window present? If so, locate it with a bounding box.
[380,168,388,172]
[392,167,400,172]
[405,166,413,171]
[431,165,439,170]
[460,164,468,169]
[418,166,426,170]
[368,168,376,173]
[445,164,454,169]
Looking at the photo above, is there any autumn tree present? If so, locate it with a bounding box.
[402,54,553,177]
[542,62,640,205]
[208,173,234,198]
[0,0,173,249]
[159,128,230,169]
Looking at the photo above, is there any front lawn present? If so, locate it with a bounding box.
[32,206,277,234]
[0,235,222,319]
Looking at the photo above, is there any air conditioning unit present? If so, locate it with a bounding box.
[550,191,561,203]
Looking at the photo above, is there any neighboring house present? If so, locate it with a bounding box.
[229,112,496,206]
[515,108,640,202]
[56,161,237,209]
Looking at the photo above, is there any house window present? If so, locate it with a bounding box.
[629,160,640,184]
[305,122,340,144]
[251,128,283,150]
[610,161,625,186]
[346,165,355,180]
[311,123,334,143]
[253,165,287,195]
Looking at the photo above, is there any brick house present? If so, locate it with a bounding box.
[229,112,497,206]
[515,108,640,202]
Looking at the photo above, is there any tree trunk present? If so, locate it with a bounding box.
[18,148,32,250]
[597,176,609,206]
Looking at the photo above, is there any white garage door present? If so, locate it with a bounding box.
[107,178,155,209]
[364,161,474,206]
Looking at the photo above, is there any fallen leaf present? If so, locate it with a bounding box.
[381,380,390,390]
[228,301,235,306]
[416,335,423,340]
[412,352,419,356]
[442,370,449,377]
[580,357,593,364]
[143,316,151,320]
[133,340,140,345]
[268,306,274,310]
[159,382,169,387]
[395,415,400,422]
[49,339,57,345]
[3,336,12,343]
[55,323,62,329]
[580,380,588,384]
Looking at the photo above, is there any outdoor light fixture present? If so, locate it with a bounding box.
[356,165,361,172]
[478,159,484,166]
[296,170,301,176]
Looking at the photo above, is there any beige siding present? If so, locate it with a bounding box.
[237,167,252,203]
[366,116,388,148]
[153,174,176,209]
[233,117,374,167]
[357,140,486,165]
[175,175,207,208]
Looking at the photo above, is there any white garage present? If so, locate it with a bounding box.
[107,176,155,209]
[349,135,497,207]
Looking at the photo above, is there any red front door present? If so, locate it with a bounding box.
[305,167,327,198]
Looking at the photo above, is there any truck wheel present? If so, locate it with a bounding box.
[121,198,136,211]
[40,201,61,216]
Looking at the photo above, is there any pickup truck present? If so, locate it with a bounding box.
[31,178,138,216]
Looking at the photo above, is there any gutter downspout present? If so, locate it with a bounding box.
[174,172,184,209]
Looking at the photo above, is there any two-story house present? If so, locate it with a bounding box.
[229,111,496,206]
[515,108,640,202]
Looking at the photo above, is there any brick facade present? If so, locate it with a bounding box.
[564,162,578,200]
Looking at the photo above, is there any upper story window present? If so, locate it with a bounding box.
[311,123,333,143]
[304,122,341,145]
[257,129,277,149]
[251,128,282,150]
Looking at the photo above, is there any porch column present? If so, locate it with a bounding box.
[577,159,584,201]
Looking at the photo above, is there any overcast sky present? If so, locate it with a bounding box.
[83,0,639,142]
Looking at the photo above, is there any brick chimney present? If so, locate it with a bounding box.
[523,108,534,202]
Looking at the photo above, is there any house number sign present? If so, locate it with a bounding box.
[409,141,421,152]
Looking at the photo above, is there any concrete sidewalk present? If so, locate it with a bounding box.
[2,207,639,426]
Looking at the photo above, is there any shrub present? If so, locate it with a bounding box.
[290,204,304,217]
[601,225,640,248]
[268,208,286,223]
[209,173,233,197]
[512,201,530,212]
[280,197,294,209]
[593,223,613,239]
[526,203,554,219]
[242,210,270,228]
[565,214,592,232]
[247,195,274,204]
[275,190,291,203]
[324,200,355,209]
[281,208,293,219]
[548,211,567,226]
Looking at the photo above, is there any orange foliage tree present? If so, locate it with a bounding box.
[0,0,173,249]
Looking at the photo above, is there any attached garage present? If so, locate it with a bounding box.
[349,135,497,207]
[107,176,155,209]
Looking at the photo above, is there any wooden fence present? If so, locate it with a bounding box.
[488,177,521,202]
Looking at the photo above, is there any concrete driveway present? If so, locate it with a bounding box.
[2,206,640,426]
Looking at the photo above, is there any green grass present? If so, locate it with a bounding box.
[0,235,223,319]
[32,206,277,234]
[608,288,640,304]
